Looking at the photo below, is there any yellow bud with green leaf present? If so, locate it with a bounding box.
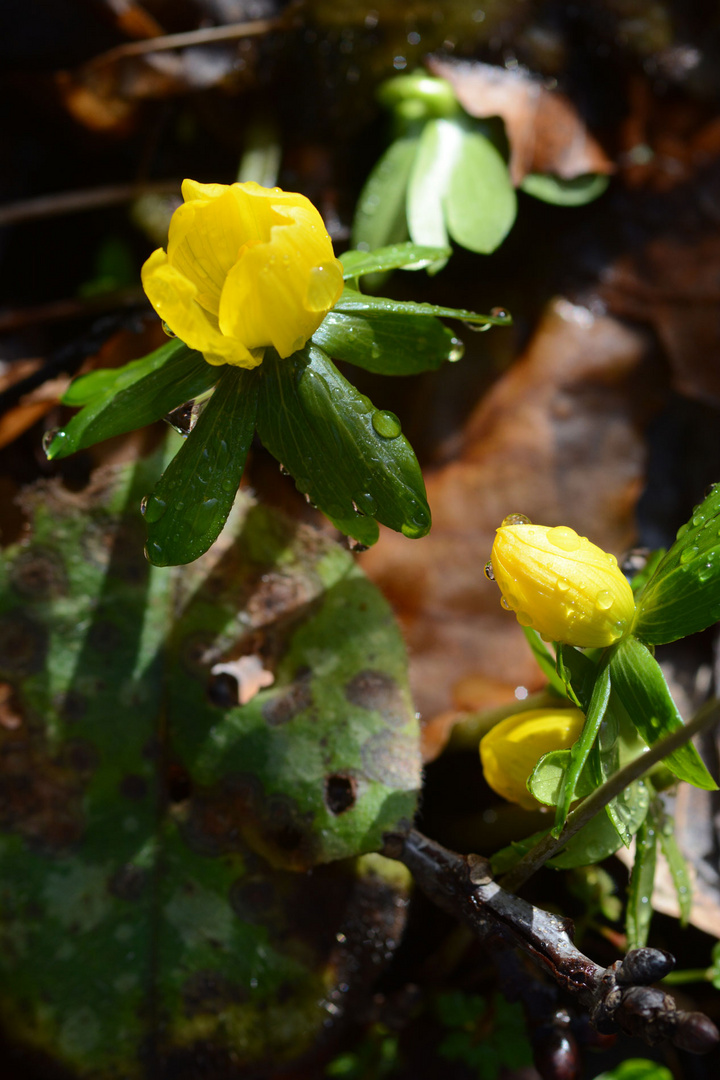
[488,516,635,648]
[480,707,586,810]
[141,179,344,369]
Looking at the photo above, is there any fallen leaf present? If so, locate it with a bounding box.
[362,298,650,740]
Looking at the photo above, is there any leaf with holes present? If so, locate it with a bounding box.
[0,453,420,1076]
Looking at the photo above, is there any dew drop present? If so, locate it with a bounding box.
[42,428,66,456]
[490,307,510,320]
[675,522,689,540]
[161,321,177,338]
[348,537,370,553]
[501,597,511,610]
[680,546,698,565]
[140,494,167,523]
[144,541,164,563]
[692,512,706,527]
[596,590,613,611]
[484,561,495,581]
[546,526,581,552]
[372,410,402,438]
[220,477,237,494]
[557,578,570,593]
[698,563,713,583]
[501,513,532,526]
[190,498,220,537]
[164,399,207,436]
[370,344,381,360]
[278,463,290,476]
[448,337,465,362]
[516,611,534,627]
[704,482,718,498]
[354,491,378,515]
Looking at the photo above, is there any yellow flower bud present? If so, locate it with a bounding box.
[480,707,585,810]
[141,179,344,369]
[489,519,635,648]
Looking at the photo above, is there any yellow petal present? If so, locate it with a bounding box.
[491,523,636,648]
[480,707,585,810]
[141,249,262,369]
[219,200,343,357]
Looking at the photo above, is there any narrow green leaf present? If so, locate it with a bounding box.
[144,366,258,566]
[312,310,459,375]
[334,287,512,327]
[657,811,692,926]
[491,783,649,873]
[351,135,419,253]
[521,628,567,697]
[340,243,451,279]
[556,643,598,711]
[610,636,718,790]
[626,811,659,950]
[445,129,516,254]
[256,345,431,546]
[633,482,720,644]
[553,658,612,836]
[520,172,609,206]
[47,340,219,459]
[550,783,648,868]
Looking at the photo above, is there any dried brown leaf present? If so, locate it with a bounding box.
[428,57,614,186]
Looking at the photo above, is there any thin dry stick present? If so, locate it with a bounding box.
[0,182,181,229]
[86,17,283,67]
[499,697,720,893]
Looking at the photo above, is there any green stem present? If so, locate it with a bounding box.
[498,696,720,893]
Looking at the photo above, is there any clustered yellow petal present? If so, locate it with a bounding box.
[141,179,345,368]
[480,707,586,810]
[489,518,636,648]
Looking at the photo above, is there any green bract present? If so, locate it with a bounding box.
[45,241,512,566]
[633,483,720,643]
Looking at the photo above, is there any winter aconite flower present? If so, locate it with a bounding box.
[141,180,344,369]
[487,515,635,648]
[480,707,586,810]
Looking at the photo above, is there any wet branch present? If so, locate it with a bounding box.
[384,828,719,1056]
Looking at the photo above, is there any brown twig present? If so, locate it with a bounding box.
[0,182,181,229]
[384,829,719,1055]
[84,17,283,69]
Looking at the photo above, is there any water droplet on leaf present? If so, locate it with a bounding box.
[448,337,465,362]
[680,546,698,564]
[140,494,167,523]
[490,307,510,320]
[190,498,220,537]
[42,428,66,456]
[372,410,402,438]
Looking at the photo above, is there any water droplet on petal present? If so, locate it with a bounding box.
[501,597,511,610]
[501,513,532,526]
[161,321,177,338]
[516,610,534,626]
[596,590,613,611]
[484,561,495,581]
[372,410,402,438]
[546,526,581,552]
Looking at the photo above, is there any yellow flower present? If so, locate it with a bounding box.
[480,707,585,810]
[489,517,636,648]
[141,179,344,369]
